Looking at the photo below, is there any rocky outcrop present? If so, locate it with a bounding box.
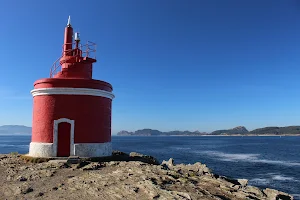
[0,153,293,200]
[117,125,300,136]
[211,126,249,135]
[249,126,300,135]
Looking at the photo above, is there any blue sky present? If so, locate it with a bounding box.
[0,0,300,133]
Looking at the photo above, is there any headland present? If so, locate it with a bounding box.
[0,151,293,200]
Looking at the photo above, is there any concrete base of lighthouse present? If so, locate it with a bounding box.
[29,142,112,158]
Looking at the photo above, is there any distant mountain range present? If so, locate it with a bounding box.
[117,129,208,136]
[117,126,300,136]
[0,125,31,135]
[1,125,300,136]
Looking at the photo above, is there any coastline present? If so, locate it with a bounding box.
[0,152,294,200]
[115,134,300,137]
[1,134,300,137]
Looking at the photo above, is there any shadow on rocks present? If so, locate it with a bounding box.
[86,151,160,165]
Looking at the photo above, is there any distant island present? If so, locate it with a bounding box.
[117,126,300,136]
[0,125,31,135]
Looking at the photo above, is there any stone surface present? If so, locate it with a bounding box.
[0,153,294,200]
[129,152,160,165]
[263,188,292,200]
[237,178,248,187]
[67,156,81,164]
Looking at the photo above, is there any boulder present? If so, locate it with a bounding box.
[129,152,160,165]
[237,179,248,187]
[161,158,174,168]
[263,188,293,200]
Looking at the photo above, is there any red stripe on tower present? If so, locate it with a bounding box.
[29,16,115,157]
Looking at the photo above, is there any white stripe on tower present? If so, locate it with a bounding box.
[31,88,115,99]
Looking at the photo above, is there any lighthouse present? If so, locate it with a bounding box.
[29,17,115,158]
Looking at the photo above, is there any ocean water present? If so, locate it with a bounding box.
[0,135,299,198]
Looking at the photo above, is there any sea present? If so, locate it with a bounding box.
[0,135,299,199]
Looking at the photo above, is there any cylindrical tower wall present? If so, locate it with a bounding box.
[63,26,73,55]
[31,95,112,143]
[29,78,114,158]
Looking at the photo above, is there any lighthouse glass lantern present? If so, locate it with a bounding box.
[29,16,115,158]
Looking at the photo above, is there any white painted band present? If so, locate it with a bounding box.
[29,142,53,157]
[28,142,112,158]
[31,87,115,99]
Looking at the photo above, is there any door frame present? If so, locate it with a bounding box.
[53,118,75,157]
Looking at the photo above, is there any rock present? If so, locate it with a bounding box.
[58,183,64,187]
[6,175,13,181]
[129,152,148,157]
[151,193,160,199]
[0,153,294,200]
[263,188,293,200]
[219,176,241,186]
[76,161,91,169]
[276,194,293,200]
[52,187,58,191]
[41,169,55,177]
[17,176,27,182]
[167,171,181,179]
[59,163,71,169]
[243,186,265,198]
[232,190,253,199]
[81,162,104,170]
[0,155,8,159]
[161,158,174,168]
[112,150,129,156]
[106,161,120,166]
[237,179,248,187]
[192,162,211,174]
[22,187,33,194]
[29,174,41,181]
[35,192,44,197]
[129,152,160,165]
[67,156,81,164]
[19,166,29,170]
[124,184,139,193]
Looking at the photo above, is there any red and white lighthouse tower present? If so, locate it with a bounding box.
[29,17,115,157]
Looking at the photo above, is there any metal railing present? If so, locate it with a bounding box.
[50,48,73,78]
[81,41,97,59]
[49,41,97,78]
